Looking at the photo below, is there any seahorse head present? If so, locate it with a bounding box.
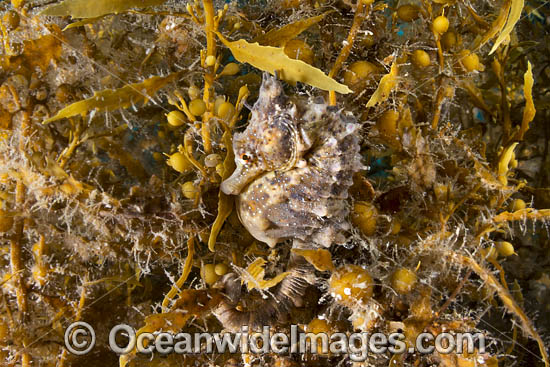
[221,74,299,195]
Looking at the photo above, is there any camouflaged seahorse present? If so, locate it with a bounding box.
[221,73,363,248]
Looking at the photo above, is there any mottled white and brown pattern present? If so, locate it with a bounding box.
[221,73,362,248]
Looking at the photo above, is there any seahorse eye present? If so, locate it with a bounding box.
[240,153,251,163]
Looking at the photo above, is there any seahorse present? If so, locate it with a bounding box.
[221,73,363,249]
[213,74,363,331]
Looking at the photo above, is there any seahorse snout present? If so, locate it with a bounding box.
[221,164,263,195]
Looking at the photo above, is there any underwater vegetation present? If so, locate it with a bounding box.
[0,0,550,366]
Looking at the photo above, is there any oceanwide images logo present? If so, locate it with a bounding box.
[66,322,486,361]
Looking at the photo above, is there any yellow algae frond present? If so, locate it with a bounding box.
[517,61,535,140]
[208,129,235,252]
[43,72,182,124]
[489,0,524,54]
[253,12,330,47]
[474,0,511,50]
[292,248,334,272]
[497,142,518,186]
[243,258,290,291]
[217,33,351,94]
[40,0,167,18]
[366,62,398,107]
